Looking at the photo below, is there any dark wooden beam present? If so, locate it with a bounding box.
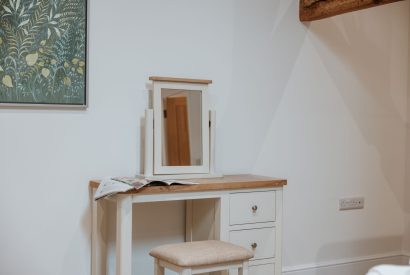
[300,0,405,22]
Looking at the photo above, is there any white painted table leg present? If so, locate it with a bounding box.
[92,189,107,275]
[215,195,229,275]
[238,261,249,275]
[91,190,98,275]
[214,195,229,241]
[116,195,133,275]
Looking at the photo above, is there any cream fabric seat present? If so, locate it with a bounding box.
[149,240,253,275]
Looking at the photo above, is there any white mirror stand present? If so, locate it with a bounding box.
[142,76,221,180]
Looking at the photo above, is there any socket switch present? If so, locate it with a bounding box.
[339,197,364,210]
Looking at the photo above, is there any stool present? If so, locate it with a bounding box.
[149,240,254,275]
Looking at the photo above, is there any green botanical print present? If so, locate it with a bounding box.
[0,0,86,105]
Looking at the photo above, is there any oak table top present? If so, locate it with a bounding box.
[89,174,287,195]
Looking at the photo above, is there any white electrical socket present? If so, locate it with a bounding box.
[339,197,364,210]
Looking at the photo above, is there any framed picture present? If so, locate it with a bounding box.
[0,0,87,107]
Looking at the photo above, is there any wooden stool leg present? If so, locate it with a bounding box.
[154,259,164,275]
[239,261,249,275]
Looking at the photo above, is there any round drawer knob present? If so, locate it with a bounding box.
[251,205,258,212]
[251,242,258,249]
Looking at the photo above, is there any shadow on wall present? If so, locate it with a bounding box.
[316,235,403,275]
[221,0,309,172]
[286,236,404,275]
[60,189,97,275]
[306,10,407,211]
[317,235,402,261]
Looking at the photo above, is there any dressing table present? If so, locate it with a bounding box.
[90,77,286,275]
[90,175,286,275]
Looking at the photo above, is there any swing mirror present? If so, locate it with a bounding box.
[150,77,212,176]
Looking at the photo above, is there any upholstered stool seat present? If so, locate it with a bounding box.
[149,240,253,275]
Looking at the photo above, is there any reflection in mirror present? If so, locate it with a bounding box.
[161,88,202,166]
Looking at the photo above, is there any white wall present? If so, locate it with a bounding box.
[0,0,409,275]
[251,1,410,273]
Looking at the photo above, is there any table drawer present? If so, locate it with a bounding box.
[229,191,276,225]
[250,263,275,275]
[229,227,276,260]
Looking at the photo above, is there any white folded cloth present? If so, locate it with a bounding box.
[367,265,410,275]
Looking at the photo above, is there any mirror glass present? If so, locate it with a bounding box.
[161,88,202,166]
